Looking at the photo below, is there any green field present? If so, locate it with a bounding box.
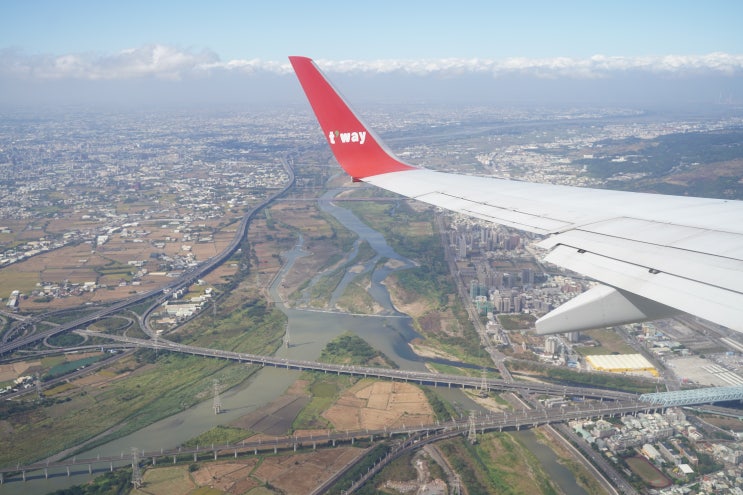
[625,456,672,488]
[575,328,635,356]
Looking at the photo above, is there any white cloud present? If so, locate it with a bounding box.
[1,45,220,80]
[1,45,742,81]
[313,53,743,79]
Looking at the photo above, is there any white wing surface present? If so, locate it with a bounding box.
[289,56,743,335]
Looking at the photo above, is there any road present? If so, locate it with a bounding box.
[76,329,636,401]
[0,159,295,357]
[0,397,664,484]
[435,213,513,383]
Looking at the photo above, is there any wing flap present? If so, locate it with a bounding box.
[539,229,743,293]
[544,245,743,332]
[535,285,679,334]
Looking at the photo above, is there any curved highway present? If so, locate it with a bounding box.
[0,158,295,357]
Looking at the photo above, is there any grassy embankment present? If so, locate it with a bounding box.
[439,433,560,495]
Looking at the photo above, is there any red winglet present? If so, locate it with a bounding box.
[289,56,416,180]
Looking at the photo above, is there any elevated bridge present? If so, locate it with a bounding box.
[75,331,634,401]
[0,398,658,484]
[639,386,743,407]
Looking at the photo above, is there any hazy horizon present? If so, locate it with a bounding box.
[1,51,742,109]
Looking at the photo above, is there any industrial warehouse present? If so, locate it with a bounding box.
[585,354,658,377]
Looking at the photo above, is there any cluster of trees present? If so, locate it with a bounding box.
[321,333,387,366]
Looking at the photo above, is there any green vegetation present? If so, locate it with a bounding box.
[508,360,657,394]
[0,270,39,298]
[319,332,396,367]
[579,130,743,199]
[561,457,607,494]
[439,438,491,494]
[291,375,343,431]
[87,315,133,334]
[328,442,392,495]
[335,271,377,313]
[181,425,250,448]
[305,240,377,309]
[532,428,606,494]
[574,328,636,355]
[321,211,358,253]
[46,331,86,347]
[43,355,105,381]
[306,258,347,307]
[356,450,418,493]
[43,307,104,325]
[47,467,132,495]
[394,265,453,308]
[696,452,725,475]
[437,433,561,495]
[498,313,536,330]
[175,290,286,355]
[582,130,743,178]
[422,387,457,421]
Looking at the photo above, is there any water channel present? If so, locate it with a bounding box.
[8,188,587,495]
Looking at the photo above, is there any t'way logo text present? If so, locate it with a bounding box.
[328,130,367,145]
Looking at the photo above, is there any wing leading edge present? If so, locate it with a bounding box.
[289,56,743,335]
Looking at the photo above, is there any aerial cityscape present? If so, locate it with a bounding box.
[2,1,743,494]
[1,91,743,494]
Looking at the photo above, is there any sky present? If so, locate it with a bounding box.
[1,0,742,106]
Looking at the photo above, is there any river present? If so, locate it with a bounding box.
[6,188,588,495]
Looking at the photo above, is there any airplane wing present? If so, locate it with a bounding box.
[289,56,743,335]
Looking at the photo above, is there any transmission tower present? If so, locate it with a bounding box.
[451,474,462,495]
[467,410,477,444]
[284,323,291,349]
[131,447,142,488]
[35,374,43,399]
[479,368,488,397]
[212,379,222,414]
